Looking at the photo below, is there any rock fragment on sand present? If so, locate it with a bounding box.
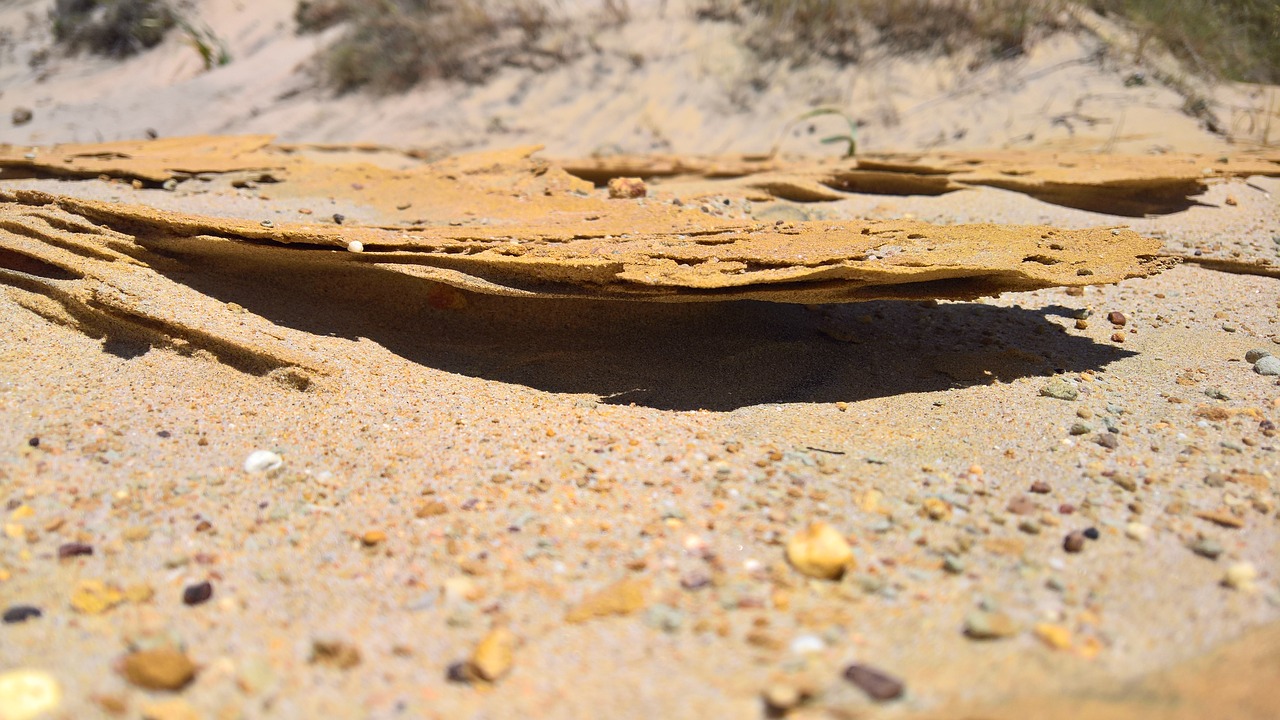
[1063,531,1086,553]
[964,610,1020,640]
[1245,348,1272,364]
[565,578,649,623]
[607,177,646,199]
[0,669,61,720]
[843,663,904,701]
[2,605,42,624]
[1254,356,1280,376]
[1039,378,1079,401]
[182,581,213,606]
[310,640,362,669]
[243,450,283,473]
[1033,623,1072,650]
[1223,562,1258,592]
[467,628,516,682]
[70,580,125,615]
[1191,538,1224,560]
[785,522,853,580]
[121,647,197,691]
[1125,523,1151,541]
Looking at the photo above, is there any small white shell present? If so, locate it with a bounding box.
[243,450,283,473]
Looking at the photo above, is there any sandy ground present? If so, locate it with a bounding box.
[1,2,1279,720]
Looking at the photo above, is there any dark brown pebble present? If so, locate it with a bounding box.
[182,581,213,606]
[1083,527,1100,540]
[1107,311,1127,326]
[1029,481,1051,494]
[843,663,905,701]
[332,213,345,224]
[446,661,474,683]
[2,605,42,623]
[1096,433,1119,449]
[27,436,39,447]
[1063,531,1086,553]
[57,542,93,559]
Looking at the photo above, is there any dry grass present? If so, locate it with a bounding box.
[1088,0,1280,84]
[50,0,176,58]
[299,0,572,93]
[729,0,1065,65]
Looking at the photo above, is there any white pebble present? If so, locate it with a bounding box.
[243,450,283,473]
[0,669,62,720]
[347,240,364,253]
[1124,523,1151,542]
[790,634,826,655]
[1224,562,1258,592]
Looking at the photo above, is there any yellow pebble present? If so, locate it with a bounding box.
[1034,623,1073,650]
[785,522,854,580]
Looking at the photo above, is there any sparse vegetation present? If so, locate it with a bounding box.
[730,0,1064,65]
[51,0,177,58]
[1087,0,1280,84]
[300,0,572,93]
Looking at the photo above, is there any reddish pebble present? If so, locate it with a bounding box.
[1029,481,1051,494]
[1059,503,1075,515]
[1007,496,1036,515]
[182,581,213,606]
[57,542,93,559]
[844,663,905,701]
[1107,311,1127,326]
[1063,531,1086,553]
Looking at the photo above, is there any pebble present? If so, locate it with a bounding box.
[467,627,515,682]
[565,578,649,623]
[1039,378,1079,401]
[922,497,952,521]
[942,554,965,574]
[121,647,198,690]
[607,177,647,199]
[1007,496,1036,515]
[2,605,42,624]
[310,640,361,669]
[1096,433,1119,450]
[1124,523,1151,542]
[1063,531,1086,553]
[964,610,1020,639]
[1029,481,1051,494]
[243,450,283,473]
[762,683,804,712]
[0,669,61,720]
[1255,356,1280,376]
[182,581,213,606]
[1111,474,1137,491]
[785,522,854,580]
[70,580,125,615]
[1069,422,1092,435]
[1245,348,1273,363]
[346,240,363,253]
[1107,311,1127,326]
[1191,538,1224,560]
[1194,510,1244,529]
[360,530,387,547]
[1223,562,1258,592]
[57,542,93,560]
[790,634,826,655]
[1033,623,1072,650]
[843,663,905,701]
[1083,527,1100,540]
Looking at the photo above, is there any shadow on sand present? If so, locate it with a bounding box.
[145,247,1134,412]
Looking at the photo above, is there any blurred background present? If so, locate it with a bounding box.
[1,0,1277,156]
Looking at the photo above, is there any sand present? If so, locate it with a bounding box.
[1,2,1279,719]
